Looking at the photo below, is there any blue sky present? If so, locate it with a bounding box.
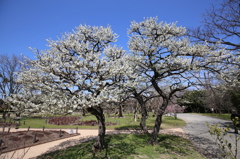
[0,0,219,60]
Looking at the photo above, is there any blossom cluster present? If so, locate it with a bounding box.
[7,18,237,116]
[8,25,136,115]
[128,17,233,92]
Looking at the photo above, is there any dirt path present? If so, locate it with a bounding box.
[177,113,240,159]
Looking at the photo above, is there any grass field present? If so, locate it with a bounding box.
[37,133,205,159]
[1,113,208,158]
[192,113,231,121]
[34,112,233,159]
[3,113,186,130]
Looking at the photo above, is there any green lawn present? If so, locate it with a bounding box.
[4,113,186,130]
[192,113,231,121]
[37,133,205,159]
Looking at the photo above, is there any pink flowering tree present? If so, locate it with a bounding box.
[165,104,185,119]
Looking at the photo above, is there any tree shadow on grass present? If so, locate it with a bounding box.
[156,134,194,156]
[36,136,97,159]
[105,133,196,158]
[114,125,142,130]
[114,125,154,131]
[37,132,201,159]
[37,134,140,159]
[103,135,138,159]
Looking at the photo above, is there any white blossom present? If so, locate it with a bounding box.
[8,24,135,115]
[128,17,233,96]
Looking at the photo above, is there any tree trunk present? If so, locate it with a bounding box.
[140,103,149,134]
[149,99,168,145]
[2,111,7,120]
[149,113,163,145]
[217,108,222,114]
[87,106,106,151]
[174,112,177,119]
[118,105,123,117]
[82,108,86,116]
[15,112,21,117]
[135,95,149,134]
[134,109,138,122]
[106,109,111,118]
[152,109,155,117]
[133,101,139,122]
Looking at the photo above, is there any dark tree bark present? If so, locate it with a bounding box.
[106,108,111,118]
[118,105,123,118]
[134,93,149,134]
[87,106,106,151]
[132,99,139,122]
[137,97,149,134]
[149,76,185,144]
[140,104,148,134]
[0,100,7,119]
[149,99,168,145]
[149,114,163,145]
[132,89,160,134]
[82,108,86,116]
[15,112,21,117]
[2,111,7,120]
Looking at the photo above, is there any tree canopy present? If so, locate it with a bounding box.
[8,25,135,115]
[6,16,237,149]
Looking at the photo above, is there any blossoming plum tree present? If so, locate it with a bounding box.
[8,24,135,150]
[128,17,232,144]
[8,17,235,149]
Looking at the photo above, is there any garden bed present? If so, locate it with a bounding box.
[0,129,79,153]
